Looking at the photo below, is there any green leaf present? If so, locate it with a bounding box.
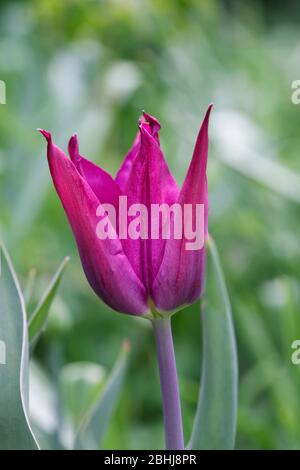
[28,257,69,351]
[0,244,39,449]
[188,237,238,450]
[74,341,130,450]
[24,267,37,317]
[60,362,106,433]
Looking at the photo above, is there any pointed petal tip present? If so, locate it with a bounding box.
[204,103,213,121]
[68,133,79,161]
[143,111,161,134]
[138,110,161,140]
[68,133,78,148]
[37,128,51,142]
[198,104,213,136]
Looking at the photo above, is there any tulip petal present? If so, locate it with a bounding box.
[151,105,212,311]
[115,132,141,193]
[68,134,121,208]
[115,112,161,192]
[140,111,161,143]
[120,114,179,290]
[39,130,149,316]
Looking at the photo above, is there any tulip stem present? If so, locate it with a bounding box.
[152,316,184,450]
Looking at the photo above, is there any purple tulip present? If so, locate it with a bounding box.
[39,105,212,318]
[40,105,212,450]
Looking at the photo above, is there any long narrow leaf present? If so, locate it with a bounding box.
[28,257,69,350]
[0,244,39,449]
[60,362,106,434]
[188,237,238,450]
[74,341,130,450]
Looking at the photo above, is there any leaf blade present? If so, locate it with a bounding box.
[0,244,39,449]
[28,257,69,350]
[188,237,238,450]
[74,341,130,450]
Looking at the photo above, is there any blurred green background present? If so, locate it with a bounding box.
[1,0,300,450]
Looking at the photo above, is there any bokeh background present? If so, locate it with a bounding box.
[1,0,300,450]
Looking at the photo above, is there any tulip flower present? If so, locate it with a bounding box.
[39,104,212,450]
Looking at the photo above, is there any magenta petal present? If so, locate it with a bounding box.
[68,134,122,208]
[115,112,161,192]
[140,111,161,143]
[40,130,149,316]
[115,132,141,193]
[151,105,212,312]
[120,115,179,290]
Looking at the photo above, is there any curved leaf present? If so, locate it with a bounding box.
[60,362,106,434]
[0,244,39,449]
[28,257,70,351]
[188,237,238,450]
[74,341,130,450]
